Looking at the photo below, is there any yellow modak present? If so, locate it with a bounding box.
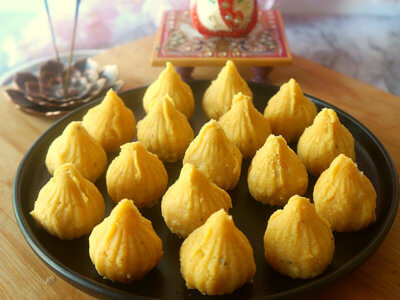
[248,135,308,206]
[45,121,107,182]
[89,199,163,283]
[314,154,377,232]
[264,195,335,279]
[180,209,256,295]
[202,60,253,120]
[82,89,136,152]
[183,120,242,190]
[297,108,355,176]
[161,163,232,238]
[143,62,195,119]
[106,142,168,208]
[137,94,194,162]
[31,163,105,240]
[219,92,271,158]
[264,78,317,142]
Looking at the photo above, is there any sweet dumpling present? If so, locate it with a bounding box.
[264,78,317,142]
[264,195,335,279]
[89,199,163,283]
[30,163,105,240]
[82,89,136,152]
[248,135,308,206]
[143,62,195,119]
[45,121,107,182]
[137,94,194,162]
[297,108,355,176]
[161,163,232,238]
[313,154,377,232]
[180,209,256,295]
[106,142,168,208]
[183,120,242,190]
[219,92,271,158]
[202,60,253,120]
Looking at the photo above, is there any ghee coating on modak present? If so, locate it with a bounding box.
[183,120,242,190]
[264,78,317,142]
[45,121,107,182]
[219,92,271,158]
[264,195,335,279]
[297,108,355,176]
[161,163,232,238]
[313,154,377,232]
[137,94,194,162]
[202,60,253,120]
[143,62,195,119]
[82,89,136,152]
[89,199,163,283]
[180,209,256,295]
[248,135,308,206]
[31,163,105,240]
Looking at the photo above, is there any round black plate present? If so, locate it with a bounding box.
[13,81,399,299]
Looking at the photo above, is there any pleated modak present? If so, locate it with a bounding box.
[137,94,194,162]
[180,209,256,295]
[161,163,232,238]
[45,121,107,182]
[219,92,271,158]
[313,154,377,232]
[89,199,163,283]
[31,163,105,240]
[264,195,335,279]
[82,89,136,152]
[106,142,168,208]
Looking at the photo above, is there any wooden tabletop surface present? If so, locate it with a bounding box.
[0,35,399,299]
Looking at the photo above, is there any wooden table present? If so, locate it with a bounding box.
[0,35,399,299]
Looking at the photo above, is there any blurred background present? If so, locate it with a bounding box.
[0,0,399,95]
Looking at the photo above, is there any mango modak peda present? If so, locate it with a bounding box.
[143,62,195,119]
[82,89,136,152]
[180,209,256,295]
[248,135,308,206]
[202,60,253,120]
[264,78,317,142]
[313,154,377,232]
[45,121,107,182]
[219,92,271,158]
[31,163,105,240]
[161,163,232,238]
[264,195,335,279]
[297,108,355,176]
[137,94,194,162]
[183,120,242,190]
[89,199,163,283]
[106,142,168,208]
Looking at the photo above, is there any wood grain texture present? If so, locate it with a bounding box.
[0,34,398,299]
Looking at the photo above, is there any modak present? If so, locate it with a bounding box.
[264,195,335,279]
[248,135,308,206]
[89,199,163,283]
[180,209,256,295]
[264,78,317,142]
[161,163,232,237]
[313,154,377,232]
[137,94,194,162]
[297,108,355,176]
[202,60,253,120]
[106,142,168,208]
[31,163,105,240]
[82,89,136,152]
[45,121,107,182]
[183,120,242,190]
[219,92,271,158]
[143,62,195,119]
